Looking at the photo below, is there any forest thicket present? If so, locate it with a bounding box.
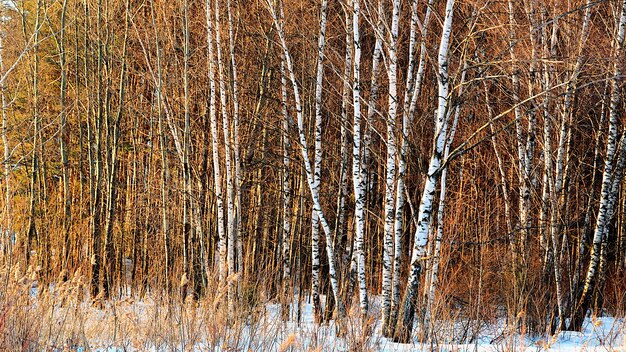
[1,0,626,345]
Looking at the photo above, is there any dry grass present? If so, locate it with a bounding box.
[0,264,384,351]
[0,263,624,351]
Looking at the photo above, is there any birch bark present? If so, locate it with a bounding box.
[310,0,328,321]
[388,0,433,336]
[205,0,228,288]
[395,0,455,342]
[226,0,243,276]
[335,3,352,287]
[0,23,11,259]
[351,0,368,319]
[280,55,292,320]
[214,0,237,309]
[381,0,400,332]
[424,62,467,338]
[268,0,345,318]
[571,0,626,331]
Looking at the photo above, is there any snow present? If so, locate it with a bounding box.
[27,289,626,351]
[260,298,626,351]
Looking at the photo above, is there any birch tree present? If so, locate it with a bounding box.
[346,0,383,304]
[335,2,351,291]
[571,0,626,331]
[280,54,292,321]
[351,0,368,320]
[205,0,228,290]
[395,0,455,342]
[56,0,71,271]
[539,0,593,330]
[386,0,433,337]
[268,0,345,319]
[226,0,243,277]
[381,0,400,335]
[503,2,528,311]
[424,61,467,339]
[1,0,626,341]
[310,0,328,321]
[539,10,565,329]
[214,0,238,308]
[0,16,11,259]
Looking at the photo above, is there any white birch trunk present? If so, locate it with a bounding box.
[214,0,237,310]
[345,2,383,300]
[268,0,345,318]
[424,63,466,338]
[540,165,551,275]
[206,0,227,287]
[572,0,626,330]
[0,30,11,258]
[226,0,244,277]
[555,0,592,316]
[548,0,592,328]
[280,55,293,320]
[576,77,609,303]
[310,0,328,321]
[347,5,383,300]
[507,0,530,262]
[540,13,567,330]
[351,0,368,319]
[381,0,400,333]
[396,0,454,342]
[389,0,433,335]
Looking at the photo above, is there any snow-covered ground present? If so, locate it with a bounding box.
[256,299,626,351]
[21,288,625,351]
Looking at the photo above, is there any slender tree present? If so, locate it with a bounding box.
[395,0,455,342]
[268,0,345,318]
[381,0,400,334]
[0,14,11,261]
[350,0,368,321]
[571,0,626,331]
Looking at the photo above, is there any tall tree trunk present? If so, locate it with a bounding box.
[395,0,454,342]
[58,0,71,273]
[206,0,228,295]
[387,0,433,337]
[148,0,172,295]
[571,0,626,331]
[507,0,533,315]
[307,0,329,322]
[25,0,42,270]
[214,0,237,309]
[350,0,368,321]
[89,0,105,301]
[280,54,293,321]
[424,62,467,339]
[225,0,244,278]
[0,22,12,262]
[335,2,351,306]
[539,12,566,330]
[102,0,129,299]
[381,0,400,334]
[269,0,345,319]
